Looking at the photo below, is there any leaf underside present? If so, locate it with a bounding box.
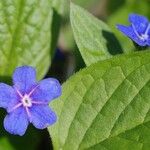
[70,3,123,66]
[49,51,150,150]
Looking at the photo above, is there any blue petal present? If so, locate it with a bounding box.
[129,14,149,34]
[0,83,19,111]
[147,28,150,46]
[4,107,29,136]
[147,38,150,46]
[117,25,147,46]
[30,105,57,129]
[13,66,36,94]
[30,78,61,103]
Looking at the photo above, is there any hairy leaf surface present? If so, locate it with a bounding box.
[49,51,150,150]
[70,3,123,66]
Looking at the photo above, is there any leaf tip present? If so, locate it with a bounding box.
[70,2,78,12]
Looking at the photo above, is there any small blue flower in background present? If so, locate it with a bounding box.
[0,66,61,136]
[117,14,150,46]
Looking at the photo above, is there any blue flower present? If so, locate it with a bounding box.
[0,66,61,136]
[117,14,150,46]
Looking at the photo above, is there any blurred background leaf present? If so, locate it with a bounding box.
[50,0,65,57]
[0,0,53,80]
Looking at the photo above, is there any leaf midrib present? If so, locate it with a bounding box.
[11,1,25,57]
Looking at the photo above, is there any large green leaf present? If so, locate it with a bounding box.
[0,0,53,80]
[70,3,123,66]
[49,50,150,150]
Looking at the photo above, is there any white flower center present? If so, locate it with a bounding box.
[132,23,150,42]
[22,95,32,107]
[140,34,149,41]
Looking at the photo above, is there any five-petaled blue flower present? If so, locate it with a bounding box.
[0,66,61,136]
[117,13,150,46]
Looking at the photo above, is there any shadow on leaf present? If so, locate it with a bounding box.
[50,8,62,58]
[102,30,123,55]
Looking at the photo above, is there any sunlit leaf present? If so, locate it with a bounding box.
[49,50,150,150]
[0,0,53,80]
[70,3,123,66]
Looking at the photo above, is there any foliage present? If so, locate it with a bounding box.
[0,0,149,150]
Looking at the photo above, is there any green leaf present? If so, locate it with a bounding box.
[50,0,65,57]
[52,0,65,15]
[72,0,101,9]
[0,0,53,80]
[49,50,150,150]
[70,3,123,66]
